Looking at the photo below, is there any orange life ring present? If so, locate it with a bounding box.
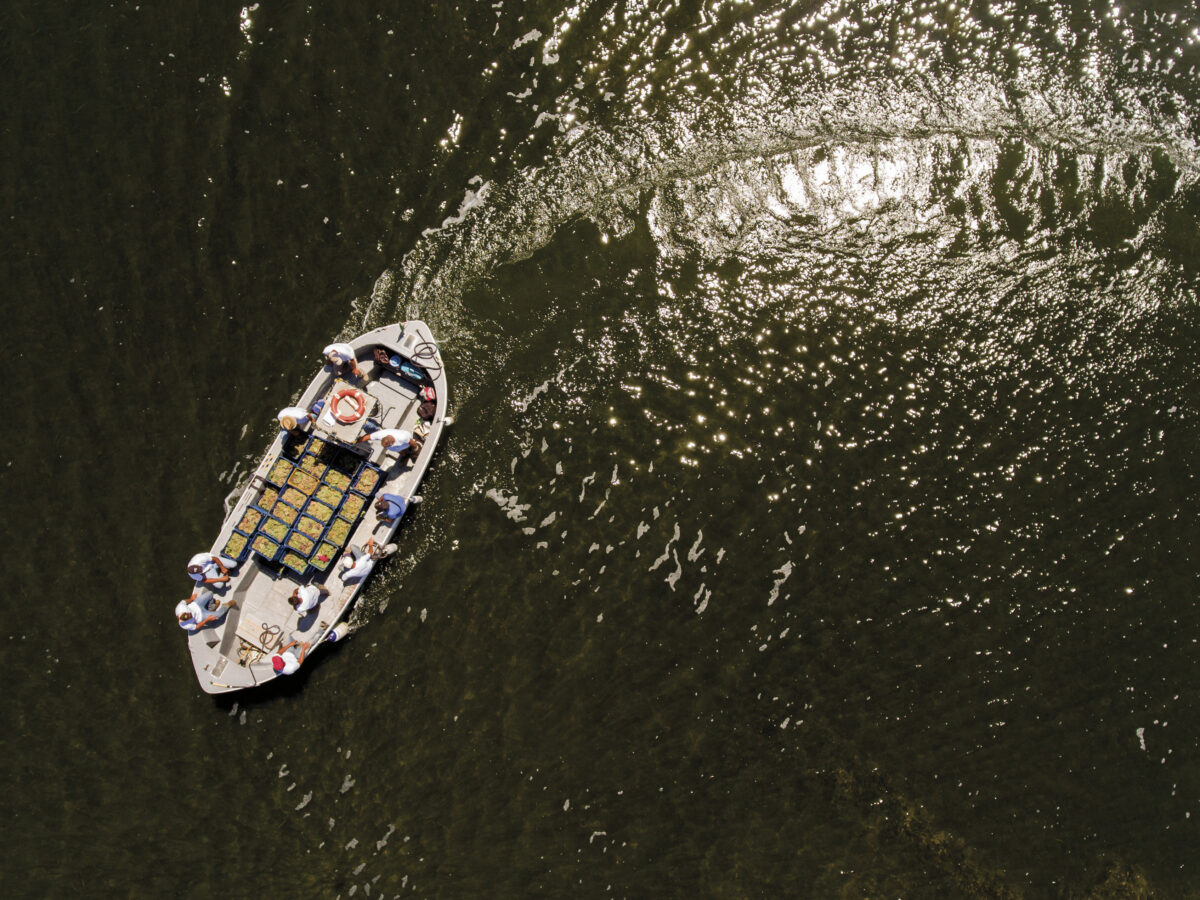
[331,388,367,424]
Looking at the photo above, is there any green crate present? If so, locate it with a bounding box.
[236,507,263,534]
[222,531,250,562]
[324,469,351,491]
[315,483,343,508]
[271,500,299,526]
[296,515,324,540]
[286,531,316,555]
[298,453,328,479]
[353,466,381,494]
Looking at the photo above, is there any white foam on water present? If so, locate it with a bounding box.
[486,487,531,522]
[579,472,596,502]
[421,181,492,237]
[664,548,683,591]
[767,561,794,606]
[649,522,681,571]
[513,29,542,48]
[376,824,396,851]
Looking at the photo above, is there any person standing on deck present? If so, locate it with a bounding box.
[288,583,328,614]
[186,552,236,593]
[271,640,309,675]
[322,342,363,380]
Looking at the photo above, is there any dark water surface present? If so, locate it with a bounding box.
[3,1,1200,896]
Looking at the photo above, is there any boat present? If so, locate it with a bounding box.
[183,320,449,694]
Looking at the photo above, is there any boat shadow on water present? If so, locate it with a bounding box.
[207,634,355,709]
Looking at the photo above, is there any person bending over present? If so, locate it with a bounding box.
[271,640,310,675]
[322,342,363,380]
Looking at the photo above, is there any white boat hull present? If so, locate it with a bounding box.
[184,321,449,694]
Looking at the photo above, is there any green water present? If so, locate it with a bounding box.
[3,1,1200,897]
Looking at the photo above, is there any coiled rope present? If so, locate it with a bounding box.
[409,339,442,381]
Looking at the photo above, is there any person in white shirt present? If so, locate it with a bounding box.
[277,405,314,435]
[175,590,232,631]
[186,552,236,590]
[271,639,309,675]
[339,539,394,584]
[339,544,375,582]
[288,583,328,614]
[322,342,362,380]
[356,428,412,456]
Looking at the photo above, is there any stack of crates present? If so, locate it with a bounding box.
[232,432,384,575]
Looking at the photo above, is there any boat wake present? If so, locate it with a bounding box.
[338,0,1200,636]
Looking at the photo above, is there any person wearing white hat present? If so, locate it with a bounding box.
[339,544,374,582]
[271,639,309,676]
[339,539,396,584]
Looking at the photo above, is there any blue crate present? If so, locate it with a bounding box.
[265,457,295,487]
[350,462,383,497]
[337,492,368,522]
[234,505,269,536]
[279,549,310,575]
[221,529,253,563]
[282,526,319,560]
